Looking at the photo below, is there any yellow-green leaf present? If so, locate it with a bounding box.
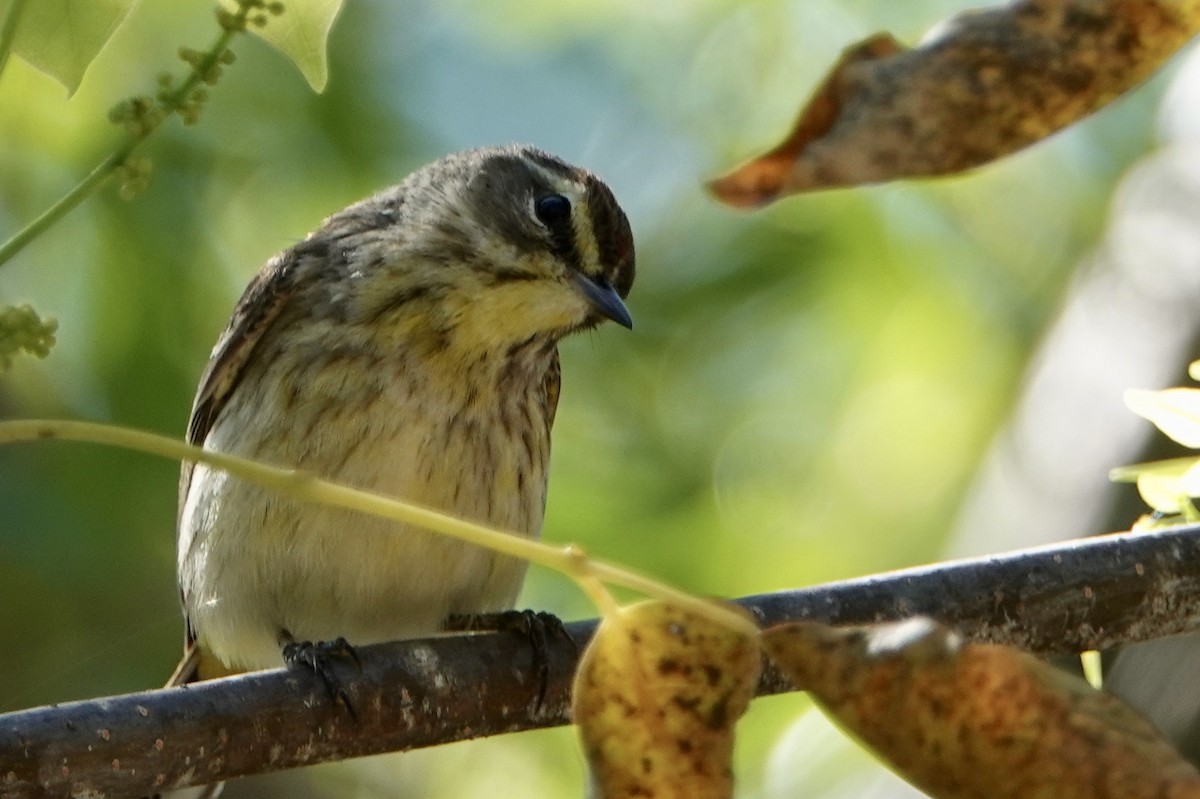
[248,0,343,92]
[1110,456,1198,485]
[10,0,137,95]
[1125,388,1200,449]
[1135,471,1190,514]
[1112,456,1200,519]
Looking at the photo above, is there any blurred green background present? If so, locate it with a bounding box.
[1,0,1193,796]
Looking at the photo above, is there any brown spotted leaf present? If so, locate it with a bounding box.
[572,601,761,799]
[763,617,1200,799]
[710,0,1200,206]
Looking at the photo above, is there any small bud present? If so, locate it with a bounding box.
[215,8,244,31]
[219,49,237,65]
[0,304,58,369]
[107,101,129,124]
[130,158,153,181]
[268,2,285,15]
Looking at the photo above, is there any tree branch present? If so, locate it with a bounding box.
[4,523,1200,798]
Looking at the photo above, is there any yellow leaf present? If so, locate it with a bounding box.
[1136,472,1189,514]
[1125,388,1200,448]
[1080,650,1102,689]
[1110,456,1199,484]
[573,601,760,799]
[1111,456,1200,514]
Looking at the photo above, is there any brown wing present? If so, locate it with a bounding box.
[185,243,326,447]
[182,199,397,454]
[175,246,307,652]
[178,238,330,513]
[175,197,396,653]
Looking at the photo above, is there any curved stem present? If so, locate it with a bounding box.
[0,10,245,269]
[158,24,240,116]
[0,148,128,265]
[0,418,760,637]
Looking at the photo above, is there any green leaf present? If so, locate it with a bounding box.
[1125,388,1200,449]
[10,0,138,95]
[0,303,57,370]
[249,0,343,92]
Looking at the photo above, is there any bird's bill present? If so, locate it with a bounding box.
[572,272,633,329]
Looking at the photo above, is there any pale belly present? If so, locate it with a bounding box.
[178,377,549,672]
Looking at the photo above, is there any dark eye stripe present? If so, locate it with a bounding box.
[517,150,590,271]
[584,174,635,298]
[467,151,587,273]
[536,194,581,273]
[486,267,541,284]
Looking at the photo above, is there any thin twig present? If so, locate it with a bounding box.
[0,419,759,637]
[0,7,246,268]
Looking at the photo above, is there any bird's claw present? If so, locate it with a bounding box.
[445,610,574,709]
[281,636,361,719]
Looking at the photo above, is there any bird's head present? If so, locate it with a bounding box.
[335,145,635,352]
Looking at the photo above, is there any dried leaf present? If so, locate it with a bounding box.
[763,617,1200,799]
[710,0,1200,205]
[573,601,761,799]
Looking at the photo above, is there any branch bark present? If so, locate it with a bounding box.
[4,523,1200,799]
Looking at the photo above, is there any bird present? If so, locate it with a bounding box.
[165,145,634,793]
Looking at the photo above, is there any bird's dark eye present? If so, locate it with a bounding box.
[534,193,571,226]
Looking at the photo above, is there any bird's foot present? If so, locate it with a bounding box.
[445,610,575,708]
[281,634,361,719]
